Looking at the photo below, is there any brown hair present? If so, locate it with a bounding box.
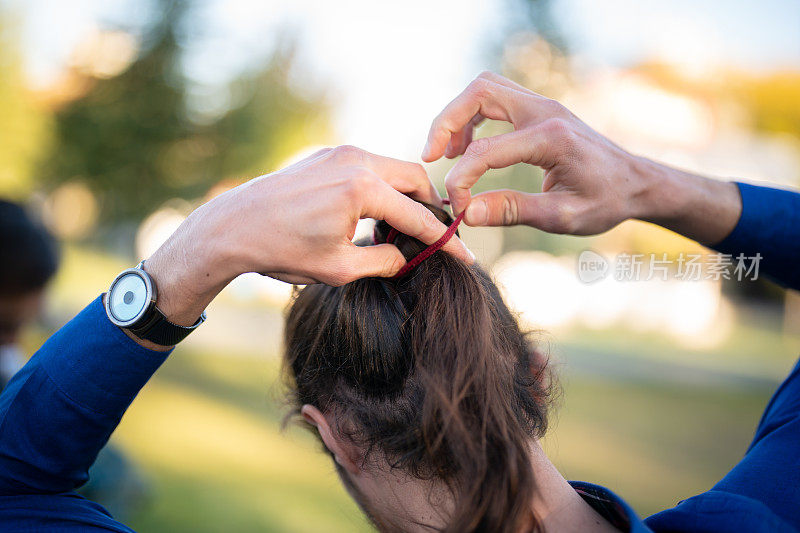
[283,203,554,532]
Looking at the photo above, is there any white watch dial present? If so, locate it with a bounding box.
[108,272,149,323]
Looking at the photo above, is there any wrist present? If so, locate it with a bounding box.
[628,156,741,245]
[627,156,675,222]
[143,233,235,327]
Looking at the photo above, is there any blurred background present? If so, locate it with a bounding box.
[2,0,799,530]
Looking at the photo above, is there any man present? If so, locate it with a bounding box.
[0,73,798,531]
[0,199,149,522]
[0,200,59,387]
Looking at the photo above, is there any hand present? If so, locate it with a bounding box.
[143,146,474,331]
[423,72,740,244]
[423,71,650,235]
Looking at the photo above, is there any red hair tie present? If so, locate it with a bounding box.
[382,198,463,279]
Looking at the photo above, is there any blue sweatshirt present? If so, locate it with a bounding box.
[0,181,798,532]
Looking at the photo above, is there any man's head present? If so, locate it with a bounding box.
[0,200,60,346]
[283,203,555,533]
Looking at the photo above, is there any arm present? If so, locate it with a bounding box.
[0,297,170,496]
[711,182,800,290]
[426,72,800,528]
[423,71,799,290]
[0,146,473,529]
[625,161,799,290]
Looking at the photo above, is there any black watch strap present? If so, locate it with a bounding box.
[128,307,205,346]
[116,260,206,346]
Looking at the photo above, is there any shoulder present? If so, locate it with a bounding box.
[646,490,797,533]
[0,492,135,532]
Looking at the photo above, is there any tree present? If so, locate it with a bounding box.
[0,15,52,199]
[39,0,329,224]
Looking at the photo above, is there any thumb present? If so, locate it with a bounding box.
[465,190,576,233]
[335,244,407,284]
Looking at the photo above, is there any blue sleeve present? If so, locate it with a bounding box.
[714,182,800,291]
[712,358,800,522]
[0,295,171,531]
[715,182,800,522]
[646,183,800,531]
[646,359,800,532]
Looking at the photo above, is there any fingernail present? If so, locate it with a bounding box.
[467,247,476,263]
[422,140,431,160]
[465,200,487,225]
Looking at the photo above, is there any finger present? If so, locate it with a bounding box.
[444,128,556,214]
[422,78,527,163]
[359,150,443,206]
[337,243,407,282]
[361,181,475,264]
[464,189,577,233]
[443,68,543,159]
[423,72,566,163]
[444,113,485,159]
[477,71,537,96]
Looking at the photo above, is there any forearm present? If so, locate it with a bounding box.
[0,210,233,492]
[0,297,171,494]
[0,231,231,493]
[631,157,742,246]
[630,157,800,290]
[0,144,456,502]
[130,207,239,351]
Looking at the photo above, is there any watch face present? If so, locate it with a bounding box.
[108,271,150,325]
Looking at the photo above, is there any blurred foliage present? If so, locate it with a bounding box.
[38,0,190,221]
[492,0,571,104]
[0,17,53,198]
[509,0,564,52]
[35,0,330,224]
[639,62,800,141]
[736,72,800,138]
[199,47,329,187]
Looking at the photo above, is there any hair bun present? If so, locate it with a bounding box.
[372,202,456,262]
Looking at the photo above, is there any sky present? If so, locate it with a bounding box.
[557,0,800,75]
[5,0,800,160]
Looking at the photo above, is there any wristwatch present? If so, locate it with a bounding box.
[104,261,206,346]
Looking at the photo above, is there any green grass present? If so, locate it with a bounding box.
[115,351,372,533]
[558,314,799,383]
[102,346,779,531]
[545,374,771,516]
